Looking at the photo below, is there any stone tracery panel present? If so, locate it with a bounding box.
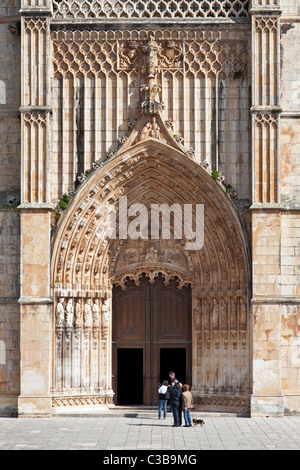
[52,0,249,20]
[52,29,249,80]
[51,27,251,201]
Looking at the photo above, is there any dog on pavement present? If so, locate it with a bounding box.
[193,418,205,427]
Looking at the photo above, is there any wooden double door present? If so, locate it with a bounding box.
[112,275,192,405]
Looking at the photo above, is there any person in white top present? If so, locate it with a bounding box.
[158,380,169,419]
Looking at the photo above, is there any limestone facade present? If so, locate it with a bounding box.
[0,0,299,417]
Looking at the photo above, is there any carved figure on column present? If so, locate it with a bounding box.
[240,298,247,329]
[56,298,65,328]
[194,302,201,328]
[92,299,101,329]
[84,299,93,329]
[221,299,228,329]
[230,301,237,329]
[101,299,110,339]
[212,298,220,329]
[75,299,83,329]
[65,299,74,328]
[203,300,210,329]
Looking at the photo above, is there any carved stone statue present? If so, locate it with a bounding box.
[221,299,227,329]
[84,299,93,329]
[144,246,159,262]
[56,298,65,328]
[101,299,110,339]
[92,299,100,329]
[230,302,237,329]
[194,303,201,327]
[65,299,74,328]
[136,117,164,143]
[212,298,220,329]
[203,301,210,329]
[240,298,247,328]
[75,299,82,329]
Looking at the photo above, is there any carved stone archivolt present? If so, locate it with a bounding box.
[52,147,249,296]
[51,137,250,404]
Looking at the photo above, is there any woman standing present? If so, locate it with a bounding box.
[182,384,193,427]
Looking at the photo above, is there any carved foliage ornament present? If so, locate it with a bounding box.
[118,40,183,71]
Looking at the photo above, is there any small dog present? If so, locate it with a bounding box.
[193,418,205,427]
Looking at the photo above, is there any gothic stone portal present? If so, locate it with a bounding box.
[112,276,192,406]
[51,144,250,413]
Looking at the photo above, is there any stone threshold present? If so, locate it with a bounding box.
[51,405,242,418]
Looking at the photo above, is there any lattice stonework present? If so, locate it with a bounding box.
[52,0,249,20]
[50,27,251,202]
[52,30,249,79]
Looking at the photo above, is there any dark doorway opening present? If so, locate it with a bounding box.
[117,348,143,405]
[160,348,187,385]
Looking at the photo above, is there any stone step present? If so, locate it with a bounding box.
[52,405,241,418]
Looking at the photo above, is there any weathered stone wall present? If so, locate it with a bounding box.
[0,0,21,198]
[0,211,20,416]
[281,0,300,16]
[280,12,300,415]
[0,0,21,415]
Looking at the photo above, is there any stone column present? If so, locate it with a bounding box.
[250,0,284,416]
[18,0,52,417]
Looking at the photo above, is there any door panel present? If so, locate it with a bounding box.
[114,286,145,341]
[159,289,187,339]
[113,276,191,405]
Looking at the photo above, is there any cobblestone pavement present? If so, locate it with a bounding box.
[0,416,300,450]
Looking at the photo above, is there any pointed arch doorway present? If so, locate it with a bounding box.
[112,274,192,406]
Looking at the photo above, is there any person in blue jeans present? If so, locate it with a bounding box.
[169,381,183,427]
[158,381,169,419]
[182,384,193,427]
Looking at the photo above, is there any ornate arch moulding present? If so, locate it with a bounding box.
[111,267,195,291]
[51,139,251,303]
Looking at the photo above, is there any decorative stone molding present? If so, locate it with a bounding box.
[193,395,250,412]
[52,29,249,80]
[24,16,47,32]
[111,268,194,291]
[50,26,250,201]
[52,395,113,407]
[51,0,249,20]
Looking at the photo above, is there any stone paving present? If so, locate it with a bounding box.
[0,416,300,450]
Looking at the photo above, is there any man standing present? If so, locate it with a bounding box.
[169,371,177,386]
[168,371,177,413]
[169,381,183,427]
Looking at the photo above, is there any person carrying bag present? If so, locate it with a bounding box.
[158,380,169,420]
